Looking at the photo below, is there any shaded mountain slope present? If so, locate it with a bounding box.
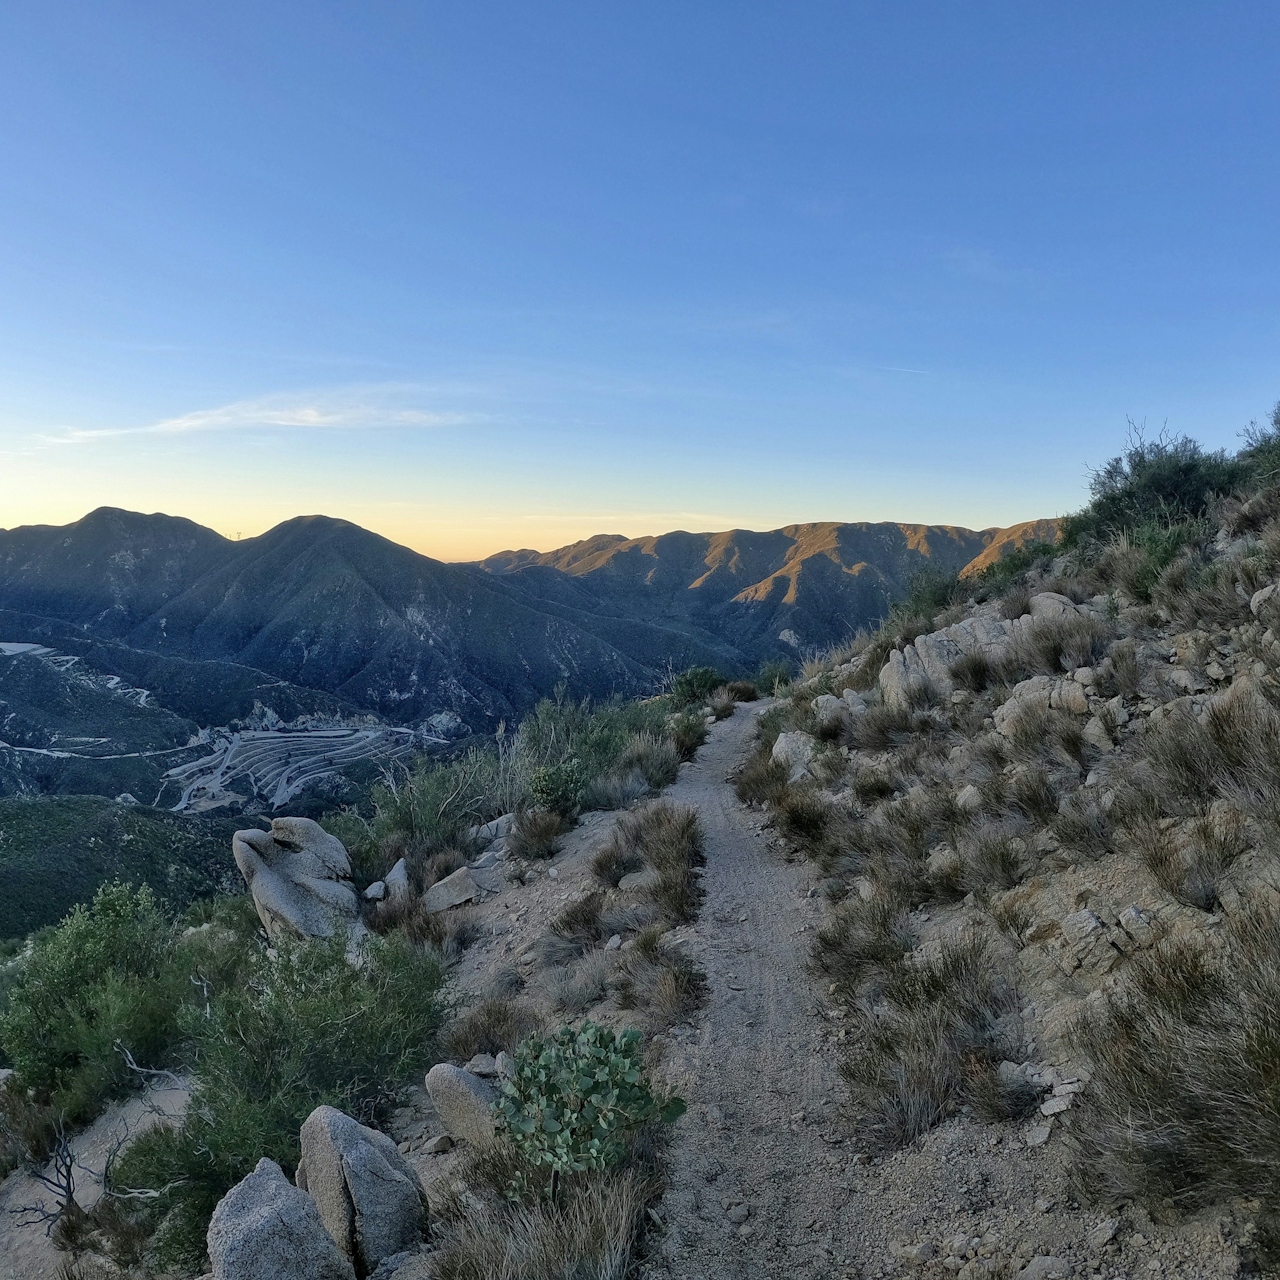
[481,518,1060,655]
[0,510,1058,733]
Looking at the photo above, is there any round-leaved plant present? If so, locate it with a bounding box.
[494,1022,684,1184]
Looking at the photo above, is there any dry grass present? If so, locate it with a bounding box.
[812,895,916,1003]
[734,750,790,806]
[511,808,570,860]
[958,822,1034,898]
[708,688,737,721]
[1006,613,1113,679]
[447,997,544,1059]
[614,733,681,791]
[1000,586,1033,620]
[431,1159,650,1280]
[1127,805,1250,911]
[580,769,650,813]
[726,680,759,702]
[1153,550,1266,630]
[1068,902,1280,1220]
[841,934,1023,1150]
[614,926,708,1029]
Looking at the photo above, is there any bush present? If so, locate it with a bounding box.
[510,808,570,860]
[0,883,184,1124]
[528,760,586,817]
[734,750,790,807]
[446,998,543,1060]
[755,658,793,696]
[107,932,446,1273]
[1063,428,1246,546]
[668,667,723,707]
[726,680,759,702]
[1068,902,1280,1222]
[613,733,680,791]
[494,1022,684,1195]
[669,710,708,761]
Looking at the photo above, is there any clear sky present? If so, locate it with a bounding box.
[1,3,1278,561]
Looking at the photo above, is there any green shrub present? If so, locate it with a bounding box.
[1064,429,1245,547]
[494,1022,684,1196]
[528,760,585,817]
[107,932,446,1273]
[668,667,723,707]
[669,710,708,761]
[755,659,792,696]
[0,882,184,1123]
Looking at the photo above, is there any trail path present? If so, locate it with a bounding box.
[643,705,854,1279]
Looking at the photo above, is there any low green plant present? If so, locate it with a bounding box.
[494,1022,684,1200]
[0,882,184,1124]
[527,760,585,817]
[668,666,723,707]
[106,932,446,1273]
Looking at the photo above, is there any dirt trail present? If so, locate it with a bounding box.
[642,704,853,1279]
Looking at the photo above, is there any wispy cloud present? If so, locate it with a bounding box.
[46,385,482,445]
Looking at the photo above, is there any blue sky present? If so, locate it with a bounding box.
[1,3,1278,559]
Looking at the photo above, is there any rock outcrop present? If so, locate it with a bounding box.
[296,1106,427,1276]
[232,817,364,946]
[424,1062,497,1147]
[207,1157,355,1280]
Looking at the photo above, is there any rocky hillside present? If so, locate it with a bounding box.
[730,428,1280,1274]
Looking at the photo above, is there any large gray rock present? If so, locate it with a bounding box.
[811,694,849,734]
[233,818,363,945]
[422,867,480,913]
[879,610,1023,708]
[771,731,816,782]
[296,1106,427,1275]
[383,858,411,903]
[207,1157,354,1280]
[467,813,515,846]
[424,1062,497,1147]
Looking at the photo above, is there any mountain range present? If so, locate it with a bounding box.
[0,508,1057,736]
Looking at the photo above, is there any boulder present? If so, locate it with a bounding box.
[363,881,386,902]
[618,866,662,893]
[1081,716,1113,753]
[841,688,868,716]
[232,818,363,945]
[467,813,515,846]
[880,611,1023,709]
[296,1106,427,1275]
[1018,1259,1072,1280]
[207,1157,354,1280]
[464,1053,500,1078]
[422,867,480,914]
[771,731,816,782]
[383,859,411,902]
[1028,592,1079,620]
[1252,583,1278,617]
[424,1063,497,1147]
[811,694,849,734]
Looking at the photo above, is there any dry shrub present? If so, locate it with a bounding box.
[0,1088,57,1176]
[593,803,705,926]
[669,710,708,761]
[708,688,737,721]
[950,650,996,692]
[812,895,916,1003]
[615,927,708,1029]
[580,769,650,813]
[1128,806,1250,911]
[367,897,482,960]
[544,951,615,1015]
[1005,703,1085,766]
[1052,788,1115,858]
[959,823,1035,898]
[1000,586,1033,620]
[420,848,467,890]
[776,787,831,850]
[1005,766,1059,824]
[536,892,608,966]
[1221,484,1280,536]
[726,680,759,702]
[431,1161,649,1280]
[1068,903,1280,1219]
[614,734,680,791]
[1006,613,1113,678]
[1106,638,1142,697]
[842,934,1022,1150]
[850,763,899,804]
[592,837,645,888]
[447,998,543,1059]
[849,704,941,751]
[1154,551,1265,630]
[511,808,570,860]
[734,751,790,806]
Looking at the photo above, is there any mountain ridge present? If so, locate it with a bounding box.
[0,509,1059,733]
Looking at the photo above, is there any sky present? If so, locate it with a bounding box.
[1,3,1279,561]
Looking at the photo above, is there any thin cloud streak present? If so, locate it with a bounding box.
[44,386,483,445]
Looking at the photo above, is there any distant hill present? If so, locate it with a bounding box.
[481,518,1060,661]
[0,509,1058,738]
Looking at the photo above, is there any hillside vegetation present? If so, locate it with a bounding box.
[739,412,1280,1265]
